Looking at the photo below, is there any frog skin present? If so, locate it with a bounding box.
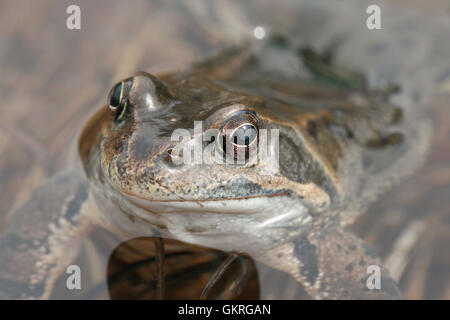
[0,38,431,299]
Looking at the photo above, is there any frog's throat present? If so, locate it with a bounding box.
[120,194,314,254]
[91,178,315,255]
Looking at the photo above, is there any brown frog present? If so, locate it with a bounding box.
[0,37,431,299]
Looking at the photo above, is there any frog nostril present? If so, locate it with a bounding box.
[164,149,173,163]
[164,148,184,167]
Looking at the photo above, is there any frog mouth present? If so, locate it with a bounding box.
[115,188,312,254]
[121,190,290,214]
[104,181,312,253]
[119,187,291,211]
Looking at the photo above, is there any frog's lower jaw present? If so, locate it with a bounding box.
[96,188,314,255]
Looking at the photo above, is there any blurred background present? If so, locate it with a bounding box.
[0,0,449,299]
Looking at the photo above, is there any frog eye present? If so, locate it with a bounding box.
[107,78,133,121]
[218,111,260,162]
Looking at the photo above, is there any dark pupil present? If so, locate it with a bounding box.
[110,82,123,108]
[232,124,257,146]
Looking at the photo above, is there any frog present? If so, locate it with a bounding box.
[0,36,431,299]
